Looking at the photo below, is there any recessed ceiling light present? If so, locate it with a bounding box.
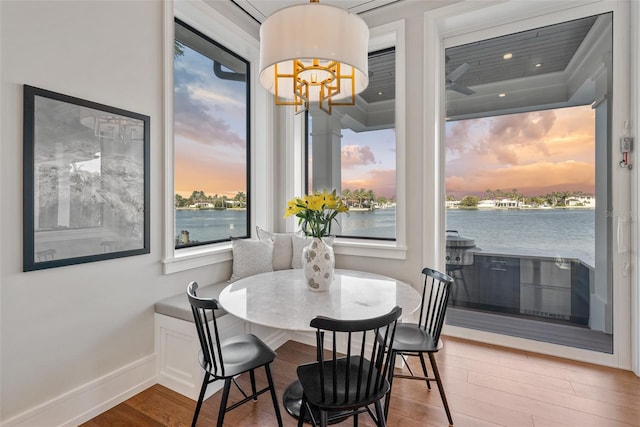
[503,53,513,60]
[535,63,542,68]
[378,91,384,96]
[498,93,506,97]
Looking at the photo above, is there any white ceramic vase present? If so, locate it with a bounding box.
[301,237,335,291]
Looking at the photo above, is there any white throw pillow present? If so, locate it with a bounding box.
[256,226,293,270]
[292,234,334,269]
[229,238,274,282]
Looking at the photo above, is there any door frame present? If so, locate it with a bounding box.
[424,0,634,370]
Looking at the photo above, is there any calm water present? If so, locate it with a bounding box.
[175,207,595,266]
[176,209,248,244]
[175,207,397,243]
[447,208,595,267]
[338,208,396,239]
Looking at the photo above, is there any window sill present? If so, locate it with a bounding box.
[333,238,407,260]
[162,242,232,274]
[162,238,406,274]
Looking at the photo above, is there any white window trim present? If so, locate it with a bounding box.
[161,0,269,274]
[331,19,408,260]
[425,0,635,370]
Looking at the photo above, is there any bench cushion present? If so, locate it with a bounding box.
[155,282,229,322]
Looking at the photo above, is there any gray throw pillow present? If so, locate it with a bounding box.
[229,238,274,282]
[256,226,294,270]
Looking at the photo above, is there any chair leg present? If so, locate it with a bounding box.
[374,399,387,427]
[383,350,397,419]
[192,372,210,427]
[250,369,258,400]
[217,378,232,427]
[264,364,283,426]
[418,353,432,389]
[428,353,453,426]
[319,408,328,427]
[297,396,308,427]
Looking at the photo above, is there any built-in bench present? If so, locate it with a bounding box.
[154,281,245,400]
[155,231,303,399]
[154,280,289,400]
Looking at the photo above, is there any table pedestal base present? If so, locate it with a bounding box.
[283,381,350,425]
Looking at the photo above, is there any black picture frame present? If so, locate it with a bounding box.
[23,85,150,271]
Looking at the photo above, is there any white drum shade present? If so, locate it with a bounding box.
[259,3,369,102]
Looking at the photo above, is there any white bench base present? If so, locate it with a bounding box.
[154,312,245,400]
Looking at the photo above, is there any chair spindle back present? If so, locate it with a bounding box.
[417,267,454,344]
[310,306,402,406]
[187,281,225,378]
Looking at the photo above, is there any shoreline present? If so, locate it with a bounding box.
[447,206,596,210]
[176,207,247,211]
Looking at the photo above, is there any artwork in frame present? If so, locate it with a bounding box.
[23,85,150,271]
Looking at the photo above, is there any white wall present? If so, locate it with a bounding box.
[0,1,231,423]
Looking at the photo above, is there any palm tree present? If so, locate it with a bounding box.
[342,189,352,207]
[233,191,247,208]
[353,188,364,207]
[365,189,376,207]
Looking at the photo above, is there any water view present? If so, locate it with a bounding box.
[447,208,595,267]
[176,206,595,267]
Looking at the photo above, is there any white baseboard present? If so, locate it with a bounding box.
[1,355,156,427]
[1,324,324,427]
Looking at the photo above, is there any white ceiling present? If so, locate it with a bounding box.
[230,0,402,23]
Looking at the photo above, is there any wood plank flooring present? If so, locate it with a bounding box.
[82,337,640,427]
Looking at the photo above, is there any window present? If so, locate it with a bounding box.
[173,19,250,249]
[306,48,397,240]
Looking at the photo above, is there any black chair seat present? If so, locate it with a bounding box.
[297,356,390,411]
[199,334,277,379]
[391,323,441,353]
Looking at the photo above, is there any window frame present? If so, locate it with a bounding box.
[307,20,408,260]
[173,17,252,249]
[162,0,269,274]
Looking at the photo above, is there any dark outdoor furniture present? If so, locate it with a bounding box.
[383,267,454,426]
[187,281,283,427]
[296,306,402,427]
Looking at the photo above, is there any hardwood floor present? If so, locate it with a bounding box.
[83,337,640,427]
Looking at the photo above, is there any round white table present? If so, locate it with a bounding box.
[219,268,421,422]
[219,268,421,331]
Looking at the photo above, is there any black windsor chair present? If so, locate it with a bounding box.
[383,267,455,426]
[296,306,402,427]
[187,281,283,427]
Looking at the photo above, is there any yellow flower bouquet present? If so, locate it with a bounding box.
[284,190,348,238]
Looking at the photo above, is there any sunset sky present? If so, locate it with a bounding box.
[340,127,396,199]
[445,105,596,199]
[174,42,247,199]
[175,38,595,202]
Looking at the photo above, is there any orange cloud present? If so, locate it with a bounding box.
[343,169,395,199]
[175,151,246,198]
[446,160,594,197]
[446,105,596,198]
[342,145,376,168]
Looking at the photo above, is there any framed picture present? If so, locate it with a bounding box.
[23,85,150,271]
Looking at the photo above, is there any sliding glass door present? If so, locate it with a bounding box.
[444,13,614,353]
